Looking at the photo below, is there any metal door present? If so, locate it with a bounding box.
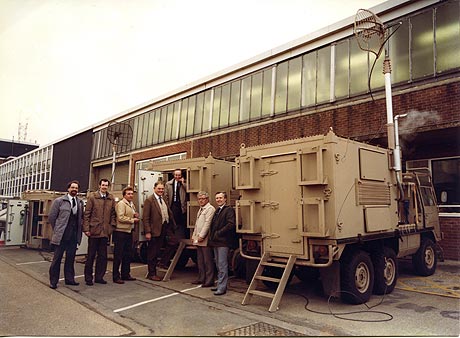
[5,199,28,246]
[263,154,304,255]
[137,169,162,241]
[414,172,441,236]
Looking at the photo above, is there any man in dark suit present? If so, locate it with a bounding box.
[208,191,236,296]
[164,169,187,240]
[48,180,84,289]
[142,181,176,281]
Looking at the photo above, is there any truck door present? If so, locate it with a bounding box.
[137,169,162,241]
[5,199,28,246]
[263,154,304,255]
[414,172,440,235]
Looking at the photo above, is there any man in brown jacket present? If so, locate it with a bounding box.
[83,178,117,285]
[142,181,176,281]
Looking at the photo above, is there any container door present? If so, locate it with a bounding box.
[137,169,162,241]
[414,172,440,236]
[263,154,304,255]
[5,199,28,246]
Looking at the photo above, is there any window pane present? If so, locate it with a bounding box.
[335,40,349,99]
[229,80,240,125]
[302,52,316,106]
[194,92,204,134]
[275,61,288,114]
[164,103,174,142]
[146,111,155,146]
[350,37,368,95]
[158,107,167,143]
[212,87,221,129]
[370,45,385,90]
[220,84,230,127]
[287,56,302,111]
[133,115,142,149]
[250,72,262,120]
[152,109,161,144]
[432,158,460,207]
[436,1,460,73]
[170,102,180,140]
[411,11,434,79]
[240,76,251,122]
[261,68,272,117]
[202,90,212,132]
[179,98,188,138]
[141,112,149,148]
[186,95,196,136]
[389,19,410,84]
[317,46,331,103]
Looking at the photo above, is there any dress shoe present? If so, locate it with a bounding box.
[65,281,79,286]
[113,279,125,284]
[214,290,226,296]
[86,281,94,286]
[50,284,57,289]
[201,283,214,288]
[121,276,136,281]
[147,275,162,281]
[211,287,218,291]
[191,280,204,285]
[95,279,107,284]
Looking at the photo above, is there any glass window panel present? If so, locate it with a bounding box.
[146,111,155,146]
[436,1,460,73]
[229,80,241,125]
[171,102,180,140]
[250,72,262,120]
[432,158,460,207]
[164,103,174,142]
[240,76,251,122]
[411,11,434,79]
[261,68,272,117]
[186,95,196,136]
[335,40,349,99]
[350,37,368,94]
[194,92,204,134]
[141,112,149,148]
[317,46,331,103]
[275,61,288,114]
[202,90,212,132]
[158,107,167,143]
[287,56,302,111]
[389,19,410,84]
[179,98,188,138]
[132,116,140,149]
[212,87,221,129]
[220,84,230,127]
[370,45,385,90]
[152,109,161,144]
[302,52,316,106]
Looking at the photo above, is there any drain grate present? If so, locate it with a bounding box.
[219,322,304,336]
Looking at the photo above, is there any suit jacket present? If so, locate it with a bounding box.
[142,194,176,237]
[48,195,84,245]
[164,178,187,213]
[192,203,215,247]
[208,205,237,248]
[115,198,137,233]
[83,191,116,238]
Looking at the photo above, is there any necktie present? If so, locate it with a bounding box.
[72,197,76,208]
[159,196,163,204]
[175,182,180,203]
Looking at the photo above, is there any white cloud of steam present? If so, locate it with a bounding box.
[398,109,441,133]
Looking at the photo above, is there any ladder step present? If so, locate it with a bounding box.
[255,275,280,283]
[249,290,275,299]
[261,261,286,268]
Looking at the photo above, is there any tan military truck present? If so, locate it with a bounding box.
[236,130,442,310]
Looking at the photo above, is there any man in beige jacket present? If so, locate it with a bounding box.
[191,191,215,287]
[113,186,139,284]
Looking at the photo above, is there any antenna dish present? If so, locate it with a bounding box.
[354,9,386,58]
[106,121,133,148]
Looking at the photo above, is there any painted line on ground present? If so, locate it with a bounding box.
[16,260,48,265]
[113,285,202,313]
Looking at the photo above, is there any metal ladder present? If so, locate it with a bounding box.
[242,252,296,312]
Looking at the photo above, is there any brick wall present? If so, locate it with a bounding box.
[439,217,460,261]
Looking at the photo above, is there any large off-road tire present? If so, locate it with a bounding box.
[372,247,398,295]
[341,250,374,304]
[412,238,437,276]
[245,259,259,284]
[262,265,294,289]
[294,266,320,283]
[133,242,148,264]
[231,248,246,279]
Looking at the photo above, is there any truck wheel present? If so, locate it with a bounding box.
[262,266,294,289]
[134,242,148,264]
[231,249,246,279]
[412,238,437,276]
[372,247,397,295]
[341,250,374,304]
[245,259,259,284]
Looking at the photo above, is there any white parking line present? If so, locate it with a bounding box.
[113,285,202,313]
[16,261,48,265]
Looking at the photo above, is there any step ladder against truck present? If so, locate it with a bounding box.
[161,239,195,281]
[242,252,296,312]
